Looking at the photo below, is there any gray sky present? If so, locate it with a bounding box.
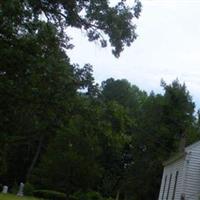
[67,0,200,109]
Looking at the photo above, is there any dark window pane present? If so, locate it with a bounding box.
[166,174,172,200]
[172,171,179,200]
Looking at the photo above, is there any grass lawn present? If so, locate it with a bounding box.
[0,194,42,200]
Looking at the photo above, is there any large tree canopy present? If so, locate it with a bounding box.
[2,1,200,200]
[0,0,142,57]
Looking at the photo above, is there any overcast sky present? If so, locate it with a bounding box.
[66,0,200,109]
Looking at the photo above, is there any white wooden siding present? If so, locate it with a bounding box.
[184,146,200,200]
[158,157,184,200]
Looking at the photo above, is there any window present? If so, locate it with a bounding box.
[162,175,167,200]
[166,174,172,200]
[172,171,179,200]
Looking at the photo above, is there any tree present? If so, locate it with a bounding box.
[128,93,171,200]
[126,80,197,200]
[101,78,150,200]
[32,118,103,196]
[101,78,147,114]
[0,21,96,184]
[0,0,141,57]
[31,93,129,197]
[161,79,195,149]
[0,0,142,185]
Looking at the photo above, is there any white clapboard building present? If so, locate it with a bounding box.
[158,140,200,200]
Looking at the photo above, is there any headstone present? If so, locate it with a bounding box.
[17,182,24,196]
[2,185,8,194]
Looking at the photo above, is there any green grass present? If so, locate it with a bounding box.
[0,194,42,200]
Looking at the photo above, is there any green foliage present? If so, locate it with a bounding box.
[24,183,35,196]
[0,21,75,182]
[70,191,112,200]
[3,0,200,200]
[161,79,195,139]
[0,0,142,194]
[0,3,199,198]
[34,190,67,200]
[31,98,104,194]
[0,0,141,57]
[101,78,147,109]
[0,18,96,183]
[11,182,18,194]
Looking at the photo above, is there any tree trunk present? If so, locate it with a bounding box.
[26,135,44,181]
[124,192,127,200]
[116,189,120,200]
[179,131,186,153]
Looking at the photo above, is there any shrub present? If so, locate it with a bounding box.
[34,189,67,200]
[24,182,34,196]
[70,191,105,200]
[11,182,18,194]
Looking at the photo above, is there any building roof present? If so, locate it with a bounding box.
[185,140,200,151]
[163,140,200,166]
[163,152,186,166]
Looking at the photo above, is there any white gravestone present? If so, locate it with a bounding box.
[2,185,8,194]
[17,182,24,196]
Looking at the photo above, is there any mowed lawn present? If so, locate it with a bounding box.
[0,194,42,200]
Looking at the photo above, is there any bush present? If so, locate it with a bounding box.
[34,189,67,200]
[24,182,34,196]
[70,191,105,200]
[11,182,18,194]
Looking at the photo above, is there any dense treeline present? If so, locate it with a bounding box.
[1,1,200,200]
